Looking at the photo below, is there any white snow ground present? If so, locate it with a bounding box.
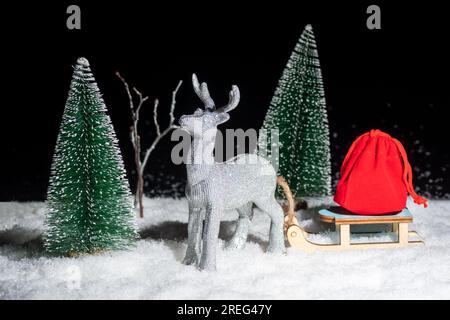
[1,197,450,299]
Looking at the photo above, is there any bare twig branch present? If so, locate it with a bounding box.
[141,80,183,171]
[133,87,148,122]
[170,81,183,124]
[153,99,161,136]
[116,72,182,218]
[116,72,136,120]
[141,124,179,173]
[130,126,136,149]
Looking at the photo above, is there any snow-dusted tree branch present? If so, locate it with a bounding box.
[116,72,182,218]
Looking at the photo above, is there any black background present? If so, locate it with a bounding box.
[1,1,449,201]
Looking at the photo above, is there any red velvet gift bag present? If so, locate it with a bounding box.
[334,129,428,215]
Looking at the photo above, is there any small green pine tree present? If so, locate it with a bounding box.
[259,25,331,197]
[44,57,138,256]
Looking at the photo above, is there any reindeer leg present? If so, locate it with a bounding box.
[226,202,252,250]
[183,205,203,266]
[199,205,221,271]
[254,197,286,254]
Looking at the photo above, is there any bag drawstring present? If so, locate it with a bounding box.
[392,138,428,208]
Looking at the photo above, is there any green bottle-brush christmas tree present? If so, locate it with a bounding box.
[258,24,331,197]
[44,57,138,256]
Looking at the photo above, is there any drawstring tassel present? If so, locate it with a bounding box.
[393,139,428,208]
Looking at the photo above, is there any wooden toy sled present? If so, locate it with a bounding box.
[284,207,424,252]
[276,177,424,252]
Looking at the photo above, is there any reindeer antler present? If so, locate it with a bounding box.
[192,74,215,111]
[216,85,240,113]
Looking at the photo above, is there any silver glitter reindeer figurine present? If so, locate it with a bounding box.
[179,74,286,271]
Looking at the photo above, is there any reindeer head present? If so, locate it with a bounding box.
[179,74,240,137]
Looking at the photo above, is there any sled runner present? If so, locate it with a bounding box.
[284,207,424,252]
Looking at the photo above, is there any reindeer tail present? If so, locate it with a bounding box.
[276,176,295,227]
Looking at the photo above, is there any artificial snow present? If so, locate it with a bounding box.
[1,197,450,299]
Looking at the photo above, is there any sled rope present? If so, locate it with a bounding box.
[277,176,295,227]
